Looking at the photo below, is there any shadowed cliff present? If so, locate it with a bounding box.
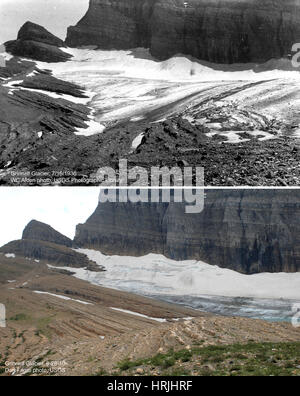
[74,190,300,274]
[66,0,300,63]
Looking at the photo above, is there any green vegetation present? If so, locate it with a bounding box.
[117,349,193,371]
[35,317,53,339]
[9,312,54,339]
[114,342,300,376]
[10,313,30,321]
[94,368,108,376]
[0,349,10,375]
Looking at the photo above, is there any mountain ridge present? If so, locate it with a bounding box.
[5,21,71,63]
[22,220,73,248]
[1,191,300,275]
[74,190,300,274]
[66,0,300,63]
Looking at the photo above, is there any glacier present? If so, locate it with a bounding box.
[46,249,300,322]
[30,47,300,139]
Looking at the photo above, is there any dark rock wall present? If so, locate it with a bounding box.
[75,200,169,255]
[66,0,300,63]
[74,190,300,274]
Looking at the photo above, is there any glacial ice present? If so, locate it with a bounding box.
[69,249,300,301]
[31,48,300,138]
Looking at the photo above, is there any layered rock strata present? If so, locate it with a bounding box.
[66,0,300,63]
[74,190,300,274]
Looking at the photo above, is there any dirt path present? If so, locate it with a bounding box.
[0,256,299,376]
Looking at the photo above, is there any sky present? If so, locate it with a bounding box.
[0,187,100,246]
[0,0,89,43]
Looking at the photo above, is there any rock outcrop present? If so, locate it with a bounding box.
[74,190,300,274]
[0,59,91,171]
[5,22,71,63]
[18,73,87,98]
[17,21,66,48]
[66,0,300,63]
[0,220,104,271]
[22,220,73,247]
[0,239,103,272]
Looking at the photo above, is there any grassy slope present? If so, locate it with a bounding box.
[107,342,300,377]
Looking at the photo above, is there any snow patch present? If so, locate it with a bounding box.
[26,71,38,78]
[74,119,105,136]
[130,116,145,122]
[33,291,93,305]
[111,307,193,322]
[131,133,145,150]
[110,307,167,322]
[207,130,277,144]
[3,80,24,88]
[12,85,91,104]
[4,161,12,168]
[5,253,15,258]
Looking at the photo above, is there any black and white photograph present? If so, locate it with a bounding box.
[0,0,300,186]
[0,0,300,381]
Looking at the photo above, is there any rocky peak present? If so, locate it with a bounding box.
[17,21,66,48]
[5,21,72,63]
[0,220,103,272]
[22,220,73,248]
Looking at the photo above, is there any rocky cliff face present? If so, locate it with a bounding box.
[22,220,73,248]
[66,0,300,63]
[74,190,300,274]
[0,221,103,272]
[17,21,66,48]
[5,22,71,62]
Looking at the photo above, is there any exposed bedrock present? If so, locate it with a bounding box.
[17,21,66,48]
[74,190,300,274]
[5,22,71,63]
[0,239,103,272]
[22,220,73,248]
[66,0,300,63]
[0,219,103,271]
